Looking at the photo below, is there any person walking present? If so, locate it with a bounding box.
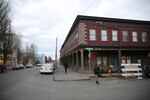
[0,64,4,73]
[94,66,100,85]
[64,63,68,74]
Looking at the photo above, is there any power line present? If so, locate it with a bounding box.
[83,0,96,14]
[103,0,115,16]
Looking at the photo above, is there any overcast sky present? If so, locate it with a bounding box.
[11,0,150,59]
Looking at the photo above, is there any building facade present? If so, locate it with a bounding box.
[60,15,150,73]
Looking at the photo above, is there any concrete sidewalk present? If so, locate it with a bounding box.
[53,64,92,81]
[53,64,122,81]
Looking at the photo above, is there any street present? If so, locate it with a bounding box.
[0,66,150,100]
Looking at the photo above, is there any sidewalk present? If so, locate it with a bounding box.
[53,64,122,81]
[53,64,91,81]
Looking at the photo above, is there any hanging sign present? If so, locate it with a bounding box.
[85,48,93,51]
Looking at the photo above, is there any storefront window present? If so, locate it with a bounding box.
[121,56,131,64]
[121,56,126,64]
[97,57,101,65]
[127,56,131,64]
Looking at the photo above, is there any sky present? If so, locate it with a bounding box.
[11,0,150,59]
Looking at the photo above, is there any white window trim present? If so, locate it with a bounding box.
[122,31,128,42]
[112,30,118,41]
[132,32,138,42]
[101,29,107,41]
[89,29,96,41]
[141,32,147,42]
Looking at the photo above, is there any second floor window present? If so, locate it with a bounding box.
[122,31,128,42]
[132,32,138,42]
[141,32,147,42]
[112,30,118,41]
[89,29,96,41]
[101,30,107,41]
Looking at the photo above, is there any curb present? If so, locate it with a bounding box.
[53,75,91,82]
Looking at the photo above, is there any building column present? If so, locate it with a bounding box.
[69,55,71,67]
[88,50,92,73]
[72,53,74,70]
[76,51,79,71]
[118,50,121,72]
[80,49,84,72]
[70,54,72,68]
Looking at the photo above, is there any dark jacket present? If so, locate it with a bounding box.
[94,67,100,75]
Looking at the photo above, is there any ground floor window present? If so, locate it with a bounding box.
[121,56,131,64]
[96,55,118,72]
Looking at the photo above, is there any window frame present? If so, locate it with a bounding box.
[101,29,108,41]
[89,29,96,41]
[112,30,118,41]
[122,31,128,42]
[132,31,138,42]
[141,32,147,42]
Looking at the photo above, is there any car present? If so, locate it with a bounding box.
[12,64,25,70]
[40,63,54,74]
[37,63,43,66]
[26,64,33,68]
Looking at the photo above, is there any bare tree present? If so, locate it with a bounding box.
[48,56,52,63]
[0,0,12,67]
[16,34,23,64]
[1,26,13,65]
[24,43,30,64]
[29,43,37,65]
[0,0,11,41]
[23,43,37,65]
[45,56,48,63]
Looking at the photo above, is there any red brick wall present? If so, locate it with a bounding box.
[85,21,150,47]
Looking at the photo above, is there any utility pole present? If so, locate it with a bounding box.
[55,38,57,69]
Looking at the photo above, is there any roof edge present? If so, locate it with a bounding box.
[60,15,150,52]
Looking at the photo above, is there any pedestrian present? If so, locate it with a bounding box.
[93,66,100,85]
[64,63,68,74]
[0,64,4,73]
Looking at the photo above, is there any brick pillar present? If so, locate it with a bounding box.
[88,50,92,73]
[76,51,79,71]
[80,49,84,72]
[118,50,121,72]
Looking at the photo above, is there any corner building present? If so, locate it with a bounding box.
[60,15,150,73]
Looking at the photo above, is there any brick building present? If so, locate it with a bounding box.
[60,15,150,73]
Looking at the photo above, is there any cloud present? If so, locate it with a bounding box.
[11,0,150,59]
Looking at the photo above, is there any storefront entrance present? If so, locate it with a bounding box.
[90,51,119,72]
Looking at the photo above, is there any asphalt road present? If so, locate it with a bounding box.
[0,67,39,92]
[0,67,150,100]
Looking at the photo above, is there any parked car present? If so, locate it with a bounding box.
[19,64,25,69]
[26,64,33,68]
[12,64,25,70]
[37,63,43,66]
[40,63,54,74]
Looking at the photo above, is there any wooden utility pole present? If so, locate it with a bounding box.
[55,38,57,69]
